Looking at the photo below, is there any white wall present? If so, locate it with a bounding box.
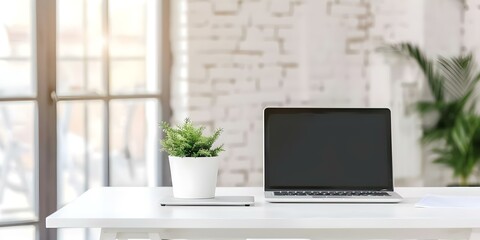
[170,0,480,187]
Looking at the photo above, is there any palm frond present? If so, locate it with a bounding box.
[421,128,448,143]
[386,42,480,184]
[388,43,444,101]
[438,54,478,101]
[415,101,445,115]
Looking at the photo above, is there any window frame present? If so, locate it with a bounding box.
[0,0,171,239]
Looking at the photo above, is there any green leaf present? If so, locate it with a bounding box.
[160,118,225,157]
[387,43,444,101]
[385,42,480,184]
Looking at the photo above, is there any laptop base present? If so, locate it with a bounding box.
[265,191,403,203]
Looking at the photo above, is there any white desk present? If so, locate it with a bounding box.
[47,187,480,240]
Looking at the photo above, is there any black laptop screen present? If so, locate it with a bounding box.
[264,108,393,191]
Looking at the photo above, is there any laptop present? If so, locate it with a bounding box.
[264,107,403,203]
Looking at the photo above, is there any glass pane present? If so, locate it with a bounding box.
[0,102,36,223]
[57,0,102,57]
[0,0,31,58]
[57,0,104,95]
[0,0,33,97]
[109,0,146,57]
[57,101,105,207]
[0,60,33,97]
[0,225,35,240]
[85,0,103,58]
[57,0,84,57]
[110,60,153,94]
[110,99,158,186]
[57,60,103,96]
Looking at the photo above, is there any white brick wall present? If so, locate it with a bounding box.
[170,0,480,187]
[464,0,480,57]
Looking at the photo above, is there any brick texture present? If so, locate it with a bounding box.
[170,0,480,187]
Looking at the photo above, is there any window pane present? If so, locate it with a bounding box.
[0,0,33,97]
[57,60,103,96]
[0,225,35,240]
[85,0,103,58]
[0,0,31,58]
[57,0,104,95]
[0,60,33,97]
[0,102,36,223]
[57,0,102,57]
[109,0,146,57]
[57,101,105,207]
[110,99,158,186]
[110,60,154,94]
[57,0,84,57]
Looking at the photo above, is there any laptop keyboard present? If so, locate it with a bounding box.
[273,191,390,197]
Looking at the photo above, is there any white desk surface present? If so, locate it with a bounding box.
[46,187,480,229]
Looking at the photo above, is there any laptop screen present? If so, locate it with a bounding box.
[264,108,393,191]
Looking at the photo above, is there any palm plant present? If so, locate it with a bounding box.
[388,43,480,185]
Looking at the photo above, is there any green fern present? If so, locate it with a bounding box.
[160,119,224,157]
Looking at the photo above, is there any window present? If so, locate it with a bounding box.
[0,0,170,239]
[0,0,37,235]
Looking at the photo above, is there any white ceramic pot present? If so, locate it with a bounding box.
[169,156,219,198]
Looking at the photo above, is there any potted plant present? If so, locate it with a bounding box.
[161,119,224,198]
[388,43,480,186]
